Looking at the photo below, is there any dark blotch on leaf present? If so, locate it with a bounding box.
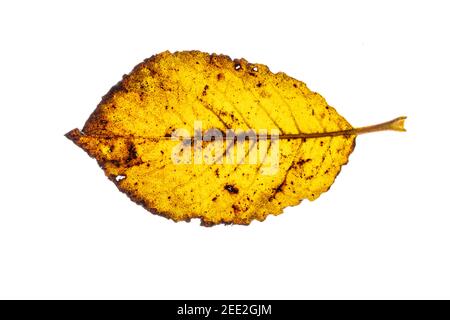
[225,184,239,194]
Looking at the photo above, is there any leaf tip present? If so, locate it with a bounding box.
[65,128,83,142]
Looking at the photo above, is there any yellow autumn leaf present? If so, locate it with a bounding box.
[66,50,406,226]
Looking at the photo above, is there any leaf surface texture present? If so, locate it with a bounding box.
[67,51,358,225]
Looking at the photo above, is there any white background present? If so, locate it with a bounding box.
[0,0,449,299]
